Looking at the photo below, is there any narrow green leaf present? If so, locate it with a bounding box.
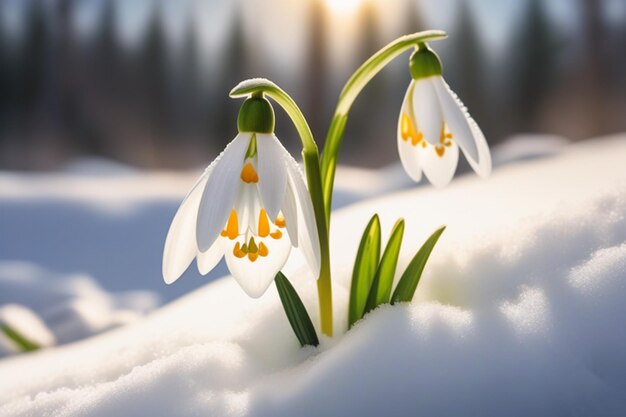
[391,226,446,304]
[363,219,405,316]
[1,324,40,352]
[348,214,381,329]
[275,272,319,347]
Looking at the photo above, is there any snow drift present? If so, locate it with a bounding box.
[0,136,625,417]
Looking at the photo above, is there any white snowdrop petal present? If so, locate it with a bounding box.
[196,242,224,275]
[432,77,480,163]
[397,82,422,182]
[419,141,459,188]
[412,77,443,145]
[234,183,254,233]
[256,134,288,220]
[467,118,492,178]
[281,181,299,246]
[163,168,211,284]
[286,160,321,278]
[398,140,423,182]
[196,133,251,252]
[224,237,291,298]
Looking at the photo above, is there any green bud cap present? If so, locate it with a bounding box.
[237,95,275,134]
[409,43,443,80]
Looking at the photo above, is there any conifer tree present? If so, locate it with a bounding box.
[139,4,171,154]
[509,0,558,131]
[17,0,48,130]
[305,0,328,140]
[213,4,252,148]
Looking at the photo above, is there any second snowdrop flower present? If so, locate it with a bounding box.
[398,43,491,187]
[163,95,321,297]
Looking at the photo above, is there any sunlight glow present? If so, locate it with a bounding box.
[325,0,363,14]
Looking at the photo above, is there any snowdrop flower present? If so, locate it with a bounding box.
[398,44,491,187]
[163,96,321,297]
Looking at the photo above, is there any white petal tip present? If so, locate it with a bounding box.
[162,272,179,285]
[238,282,271,299]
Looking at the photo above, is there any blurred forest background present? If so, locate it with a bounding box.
[0,0,624,170]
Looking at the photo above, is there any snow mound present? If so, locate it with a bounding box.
[1,136,626,416]
[0,263,159,348]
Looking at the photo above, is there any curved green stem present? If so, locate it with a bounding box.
[231,79,333,336]
[320,30,447,223]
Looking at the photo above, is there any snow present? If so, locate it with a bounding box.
[0,263,158,348]
[1,135,625,416]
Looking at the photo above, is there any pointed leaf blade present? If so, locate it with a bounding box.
[275,272,319,347]
[364,219,405,316]
[391,226,446,304]
[348,214,381,328]
[1,324,40,352]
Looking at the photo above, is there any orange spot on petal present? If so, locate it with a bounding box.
[240,163,259,183]
[258,242,269,257]
[248,252,259,262]
[274,213,286,228]
[258,209,270,237]
[270,230,282,240]
[225,210,239,240]
[233,242,246,258]
[401,113,423,147]
[435,146,445,157]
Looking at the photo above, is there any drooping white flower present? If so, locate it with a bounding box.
[162,97,321,298]
[397,44,491,187]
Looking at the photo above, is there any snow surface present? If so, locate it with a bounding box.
[1,135,625,416]
[0,263,158,349]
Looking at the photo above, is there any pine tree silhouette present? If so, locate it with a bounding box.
[509,0,558,131]
[213,4,253,148]
[305,0,328,140]
[349,0,388,164]
[178,11,203,149]
[0,3,9,141]
[139,4,171,159]
[17,0,48,137]
[95,0,121,91]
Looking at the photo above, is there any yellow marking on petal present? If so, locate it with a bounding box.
[258,242,269,257]
[240,163,259,183]
[224,210,239,240]
[435,146,445,157]
[274,213,286,228]
[248,252,259,262]
[401,113,423,147]
[412,131,424,146]
[270,229,282,240]
[439,124,454,144]
[258,209,270,237]
[233,242,246,258]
